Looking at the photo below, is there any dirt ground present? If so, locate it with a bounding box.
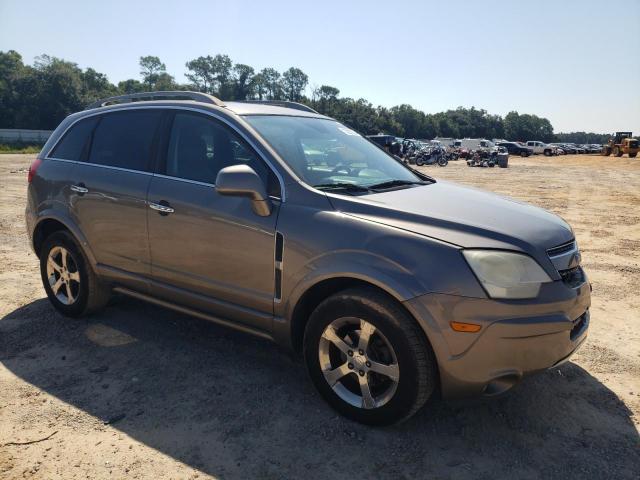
[1,153,638,479]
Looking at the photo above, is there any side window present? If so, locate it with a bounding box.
[50,116,98,161]
[88,110,162,171]
[166,112,280,197]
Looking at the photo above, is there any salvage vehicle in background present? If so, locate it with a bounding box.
[497,141,532,157]
[550,143,577,154]
[601,132,639,158]
[526,141,557,156]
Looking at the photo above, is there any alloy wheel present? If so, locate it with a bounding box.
[318,317,400,409]
[46,246,80,305]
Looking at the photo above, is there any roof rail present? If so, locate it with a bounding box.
[86,91,225,110]
[234,100,319,114]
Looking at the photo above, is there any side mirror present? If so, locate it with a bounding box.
[215,164,272,217]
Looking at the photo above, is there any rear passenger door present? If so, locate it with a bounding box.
[147,111,281,331]
[71,109,163,291]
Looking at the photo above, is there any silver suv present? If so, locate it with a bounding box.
[26,91,590,425]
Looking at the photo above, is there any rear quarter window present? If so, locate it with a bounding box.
[49,116,99,161]
[88,110,162,171]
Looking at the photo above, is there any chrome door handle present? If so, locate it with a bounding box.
[148,201,174,214]
[70,184,88,194]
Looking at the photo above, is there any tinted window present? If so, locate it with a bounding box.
[88,110,161,171]
[166,112,279,196]
[50,116,98,161]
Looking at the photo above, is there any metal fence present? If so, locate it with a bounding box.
[0,129,53,143]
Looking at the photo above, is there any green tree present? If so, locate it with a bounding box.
[139,55,166,87]
[185,55,217,93]
[118,79,146,94]
[312,85,340,114]
[232,64,255,100]
[281,67,308,102]
[81,68,117,104]
[185,54,233,98]
[259,68,282,100]
[504,111,554,142]
[0,50,26,128]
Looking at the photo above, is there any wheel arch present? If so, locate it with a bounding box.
[32,214,97,268]
[287,276,431,357]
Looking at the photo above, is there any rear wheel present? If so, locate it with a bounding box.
[415,156,425,166]
[304,288,436,425]
[520,151,528,157]
[40,231,111,317]
[629,152,637,158]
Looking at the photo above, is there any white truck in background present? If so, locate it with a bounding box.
[526,141,557,156]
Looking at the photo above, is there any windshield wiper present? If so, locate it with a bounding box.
[313,183,372,193]
[366,179,426,190]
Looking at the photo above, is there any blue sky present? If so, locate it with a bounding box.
[1,0,639,133]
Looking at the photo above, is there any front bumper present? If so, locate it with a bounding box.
[404,278,591,399]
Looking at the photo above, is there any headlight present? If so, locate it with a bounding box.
[463,250,552,299]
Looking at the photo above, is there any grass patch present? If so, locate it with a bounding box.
[0,142,43,154]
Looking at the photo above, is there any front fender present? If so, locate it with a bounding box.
[282,249,417,318]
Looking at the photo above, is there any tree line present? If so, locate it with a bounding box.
[0,50,609,143]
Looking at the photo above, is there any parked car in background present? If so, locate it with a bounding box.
[550,143,576,154]
[367,134,396,148]
[526,141,557,156]
[26,91,591,425]
[496,141,532,157]
[585,144,601,154]
[570,144,586,154]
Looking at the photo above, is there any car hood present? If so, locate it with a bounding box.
[326,180,573,268]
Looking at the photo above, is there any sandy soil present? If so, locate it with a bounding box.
[1,153,638,479]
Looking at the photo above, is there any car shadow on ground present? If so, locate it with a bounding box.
[1,297,638,479]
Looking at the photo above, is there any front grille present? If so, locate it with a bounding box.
[559,266,585,288]
[547,240,576,257]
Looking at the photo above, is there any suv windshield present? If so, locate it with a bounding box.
[244,115,422,191]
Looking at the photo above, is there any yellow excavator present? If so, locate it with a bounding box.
[601,132,639,158]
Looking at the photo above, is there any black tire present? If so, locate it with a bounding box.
[437,157,448,167]
[303,288,436,426]
[415,157,424,166]
[629,152,637,158]
[40,230,111,317]
[544,149,552,157]
[520,151,528,157]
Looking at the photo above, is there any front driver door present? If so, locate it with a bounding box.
[147,111,281,332]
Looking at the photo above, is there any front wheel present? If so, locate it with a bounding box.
[629,152,637,158]
[415,157,425,166]
[304,288,436,425]
[437,157,448,166]
[40,231,111,317]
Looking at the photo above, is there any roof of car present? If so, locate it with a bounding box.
[84,91,329,119]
